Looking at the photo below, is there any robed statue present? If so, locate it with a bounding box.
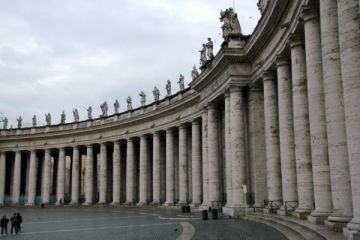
[114,100,120,114]
[139,91,146,107]
[100,101,108,117]
[61,111,66,124]
[178,74,185,92]
[126,96,132,111]
[17,116,22,128]
[153,86,160,102]
[191,65,200,80]
[32,115,37,127]
[166,80,172,97]
[87,106,93,120]
[220,8,242,40]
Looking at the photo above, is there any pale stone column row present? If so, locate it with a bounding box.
[201,109,209,207]
[224,92,232,207]
[191,120,202,206]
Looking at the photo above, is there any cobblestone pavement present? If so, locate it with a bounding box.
[0,207,287,240]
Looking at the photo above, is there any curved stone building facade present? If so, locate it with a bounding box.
[0,0,359,238]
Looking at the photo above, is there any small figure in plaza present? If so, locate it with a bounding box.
[199,44,207,66]
[191,65,200,80]
[32,115,37,127]
[16,116,22,128]
[166,80,172,97]
[114,99,120,114]
[45,113,51,126]
[206,37,215,59]
[100,101,108,117]
[73,109,79,122]
[1,215,9,236]
[126,96,132,111]
[87,106,92,120]
[178,74,185,92]
[16,213,22,233]
[153,86,160,102]
[2,117,8,129]
[60,111,66,124]
[10,213,17,235]
[139,91,146,107]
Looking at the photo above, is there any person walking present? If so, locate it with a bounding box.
[1,215,9,236]
[10,213,18,235]
[16,213,22,233]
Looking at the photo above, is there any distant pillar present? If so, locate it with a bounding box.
[98,143,107,204]
[112,141,121,205]
[139,135,149,205]
[191,120,202,206]
[152,132,161,205]
[56,148,65,204]
[70,146,80,204]
[27,150,37,205]
[0,152,6,205]
[201,108,209,207]
[85,145,94,205]
[165,129,175,205]
[179,125,189,204]
[126,138,136,204]
[42,149,51,204]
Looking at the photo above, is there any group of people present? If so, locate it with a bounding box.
[0,213,23,236]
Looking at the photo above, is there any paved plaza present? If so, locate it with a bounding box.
[0,207,287,240]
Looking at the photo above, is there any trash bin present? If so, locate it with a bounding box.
[202,210,208,220]
[186,205,191,213]
[211,209,218,220]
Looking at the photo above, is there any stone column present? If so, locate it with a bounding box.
[99,143,107,204]
[263,72,283,209]
[139,135,149,205]
[84,145,94,205]
[230,87,247,209]
[56,148,65,204]
[165,129,175,205]
[319,0,353,229]
[302,7,333,223]
[290,35,314,218]
[152,132,161,205]
[276,56,298,214]
[126,138,135,204]
[201,109,209,207]
[111,141,121,205]
[26,150,37,205]
[191,120,202,206]
[12,151,21,204]
[42,149,51,204]
[337,0,360,234]
[179,125,188,204]
[70,146,80,204]
[224,92,232,207]
[0,152,6,205]
[207,104,221,206]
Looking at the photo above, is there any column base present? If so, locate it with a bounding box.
[223,206,245,218]
[69,201,79,206]
[137,202,147,207]
[163,202,175,206]
[110,202,120,206]
[176,201,188,206]
[82,202,92,206]
[199,203,210,211]
[343,228,360,240]
[307,210,331,224]
[189,202,201,208]
[97,202,107,206]
[292,208,311,219]
[25,202,35,207]
[123,201,135,206]
[150,201,161,206]
[325,214,352,232]
[347,218,360,231]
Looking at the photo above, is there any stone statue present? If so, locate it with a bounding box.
[45,113,51,126]
[73,109,79,122]
[220,8,242,40]
[114,100,120,114]
[87,106,92,120]
[126,96,132,111]
[61,111,66,124]
[3,117,8,129]
[257,0,269,14]
[178,74,185,92]
[100,101,108,117]
[17,116,22,128]
[206,38,215,59]
[153,86,160,102]
[166,80,172,97]
[32,115,37,127]
[139,91,146,107]
[199,44,207,65]
[191,65,200,80]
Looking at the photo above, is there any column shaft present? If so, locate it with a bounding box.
[111,141,121,204]
[207,104,221,205]
[56,148,65,204]
[191,121,202,206]
[71,147,80,204]
[27,150,37,205]
[42,149,51,204]
[165,129,175,205]
[0,152,6,205]
[126,139,135,204]
[99,143,107,204]
[139,136,148,204]
[152,133,161,204]
[12,151,21,204]
[202,110,209,206]
[290,36,314,214]
[224,92,232,206]
[263,72,283,206]
[85,145,94,204]
[179,125,188,204]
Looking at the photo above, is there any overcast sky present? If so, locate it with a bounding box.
[0,0,260,128]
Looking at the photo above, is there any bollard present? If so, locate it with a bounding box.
[202,210,208,220]
[211,209,218,220]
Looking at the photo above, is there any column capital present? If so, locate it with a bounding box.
[166,128,175,134]
[262,70,276,81]
[192,119,201,126]
[289,34,304,48]
[224,90,230,97]
[301,6,319,23]
[276,55,291,67]
[229,86,243,93]
[207,103,217,110]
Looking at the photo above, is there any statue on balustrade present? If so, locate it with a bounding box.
[220,8,242,40]
[191,65,200,80]
[87,106,92,120]
[166,80,172,97]
[73,109,79,122]
[206,38,215,59]
[199,44,207,66]
[114,99,120,114]
[17,116,22,128]
[45,113,51,126]
[3,117,8,129]
[126,96,132,111]
[32,115,37,127]
[153,86,160,102]
[100,101,108,117]
[61,111,66,124]
[178,74,185,92]
[139,91,146,107]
